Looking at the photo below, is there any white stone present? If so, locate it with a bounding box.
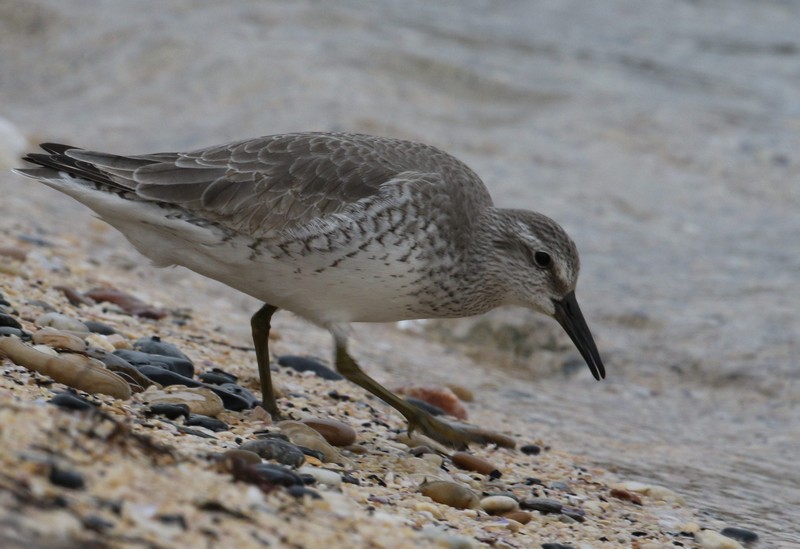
[480,495,518,514]
[696,530,744,549]
[297,465,342,487]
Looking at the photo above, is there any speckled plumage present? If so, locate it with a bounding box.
[15,132,605,448]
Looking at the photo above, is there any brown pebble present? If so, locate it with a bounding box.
[250,405,273,424]
[344,444,368,455]
[408,445,436,457]
[32,327,86,352]
[300,418,357,446]
[54,286,93,307]
[0,337,131,400]
[277,420,347,465]
[394,385,468,420]
[216,449,262,473]
[610,488,643,505]
[451,452,501,477]
[502,510,532,525]
[419,480,479,510]
[84,287,167,319]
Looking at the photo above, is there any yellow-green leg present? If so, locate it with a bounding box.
[334,342,488,450]
[251,304,280,417]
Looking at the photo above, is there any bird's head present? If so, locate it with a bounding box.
[486,209,606,380]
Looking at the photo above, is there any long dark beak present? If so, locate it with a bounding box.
[553,291,605,380]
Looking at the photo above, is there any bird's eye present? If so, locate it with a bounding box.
[533,251,551,268]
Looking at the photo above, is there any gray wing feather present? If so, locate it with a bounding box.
[65,133,492,236]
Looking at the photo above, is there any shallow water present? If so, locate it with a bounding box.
[1,0,799,545]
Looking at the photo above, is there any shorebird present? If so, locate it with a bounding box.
[14,132,605,448]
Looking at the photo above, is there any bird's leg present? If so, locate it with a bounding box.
[251,303,280,417]
[333,340,488,450]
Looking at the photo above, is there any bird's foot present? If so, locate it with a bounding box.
[406,410,492,450]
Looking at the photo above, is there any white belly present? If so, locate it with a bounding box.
[97,205,427,325]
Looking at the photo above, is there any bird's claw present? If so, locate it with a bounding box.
[407,411,491,450]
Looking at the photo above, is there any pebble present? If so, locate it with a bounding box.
[0,337,131,399]
[561,506,585,523]
[239,438,306,467]
[216,449,262,473]
[720,527,758,543]
[520,444,541,455]
[395,386,468,420]
[114,349,195,378]
[133,336,191,362]
[142,385,224,417]
[287,485,322,499]
[408,445,435,457]
[298,446,327,463]
[83,320,117,335]
[199,369,238,385]
[236,462,304,488]
[147,403,190,420]
[0,326,29,339]
[611,481,684,504]
[83,514,114,532]
[301,418,357,447]
[84,333,117,352]
[186,414,229,432]
[696,530,745,549]
[420,453,444,468]
[49,391,97,411]
[137,364,200,388]
[277,355,343,380]
[32,344,59,356]
[0,311,22,329]
[277,420,346,465]
[451,452,501,478]
[502,510,532,525]
[296,465,342,487]
[84,287,167,319]
[35,312,89,333]
[682,522,701,534]
[420,525,478,549]
[541,544,576,549]
[87,348,154,390]
[609,487,643,505]
[520,498,562,514]
[214,383,258,409]
[480,495,518,515]
[419,480,479,510]
[327,389,350,401]
[49,466,86,490]
[54,286,93,307]
[32,327,86,352]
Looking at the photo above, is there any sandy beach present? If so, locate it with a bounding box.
[2,1,798,546]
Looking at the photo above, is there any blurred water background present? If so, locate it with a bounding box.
[1,1,798,545]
